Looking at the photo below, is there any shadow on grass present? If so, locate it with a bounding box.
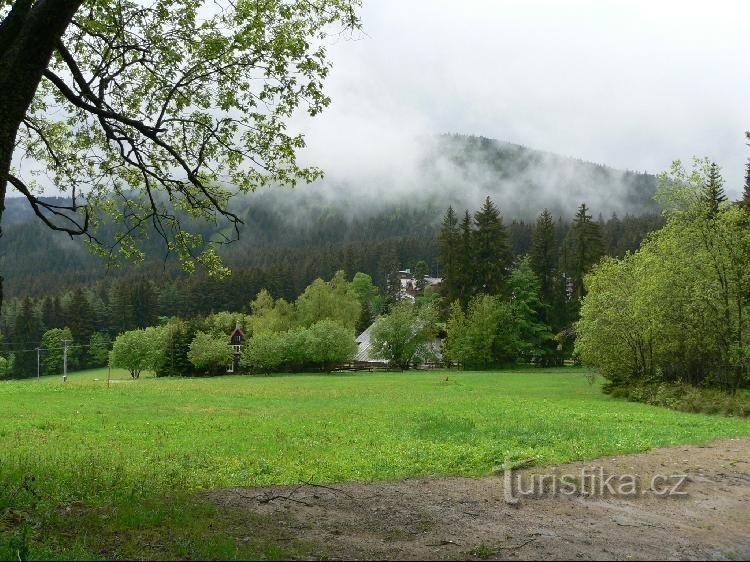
[1,492,312,561]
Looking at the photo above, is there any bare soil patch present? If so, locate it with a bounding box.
[207,437,750,560]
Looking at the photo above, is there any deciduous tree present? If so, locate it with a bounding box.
[0,0,359,311]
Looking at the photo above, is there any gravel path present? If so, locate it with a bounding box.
[208,437,750,560]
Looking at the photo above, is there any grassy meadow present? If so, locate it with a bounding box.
[2,367,749,559]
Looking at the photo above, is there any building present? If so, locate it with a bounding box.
[352,320,444,370]
[396,269,442,302]
[228,321,245,373]
[353,323,388,369]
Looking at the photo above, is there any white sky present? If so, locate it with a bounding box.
[296,0,750,195]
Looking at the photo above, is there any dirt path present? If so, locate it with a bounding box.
[208,437,750,560]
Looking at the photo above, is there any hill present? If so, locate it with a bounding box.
[0,134,659,300]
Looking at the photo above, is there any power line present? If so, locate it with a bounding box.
[62,339,72,383]
[2,343,94,354]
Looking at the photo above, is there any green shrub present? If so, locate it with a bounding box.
[606,382,750,417]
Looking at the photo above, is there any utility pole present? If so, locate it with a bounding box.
[62,339,72,383]
[36,348,40,380]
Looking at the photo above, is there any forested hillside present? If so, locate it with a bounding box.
[1,135,659,300]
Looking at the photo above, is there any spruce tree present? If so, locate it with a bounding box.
[568,203,604,301]
[472,197,511,297]
[438,206,460,303]
[703,161,726,217]
[530,209,557,320]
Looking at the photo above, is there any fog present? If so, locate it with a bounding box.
[14,1,750,216]
[293,0,750,206]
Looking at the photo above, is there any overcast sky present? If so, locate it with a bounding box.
[297,0,750,196]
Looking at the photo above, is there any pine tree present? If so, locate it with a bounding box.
[53,296,64,330]
[568,203,604,302]
[602,212,623,256]
[529,209,557,319]
[703,161,726,217]
[438,206,460,303]
[472,197,511,297]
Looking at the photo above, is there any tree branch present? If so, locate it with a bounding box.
[7,173,95,239]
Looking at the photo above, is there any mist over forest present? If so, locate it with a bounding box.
[0,134,659,301]
[237,134,658,222]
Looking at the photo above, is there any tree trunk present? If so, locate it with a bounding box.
[0,123,14,313]
[0,0,84,310]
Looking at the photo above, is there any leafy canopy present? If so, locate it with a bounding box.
[5,0,359,276]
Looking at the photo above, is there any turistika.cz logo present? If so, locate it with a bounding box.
[500,462,689,504]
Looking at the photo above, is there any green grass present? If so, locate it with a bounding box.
[1,367,749,559]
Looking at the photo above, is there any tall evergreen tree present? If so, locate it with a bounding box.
[378,248,401,309]
[703,161,727,217]
[602,212,623,256]
[438,206,461,303]
[413,260,429,294]
[472,197,511,297]
[67,288,96,350]
[111,280,135,332]
[350,272,379,333]
[155,320,197,377]
[458,210,474,306]
[12,297,43,378]
[529,209,557,318]
[132,279,159,328]
[742,133,750,213]
[568,203,604,301]
[509,258,556,364]
[41,296,58,330]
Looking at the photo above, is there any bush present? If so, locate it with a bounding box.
[606,383,750,417]
[187,331,234,375]
[241,320,356,373]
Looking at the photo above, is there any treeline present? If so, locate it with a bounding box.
[108,271,378,377]
[435,196,613,367]
[2,133,661,298]
[0,202,662,378]
[1,199,662,301]
[0,209,662,327]
[577,159,750,405]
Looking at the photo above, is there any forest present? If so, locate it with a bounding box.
[0,198,661,379]
[2,137,748,416]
